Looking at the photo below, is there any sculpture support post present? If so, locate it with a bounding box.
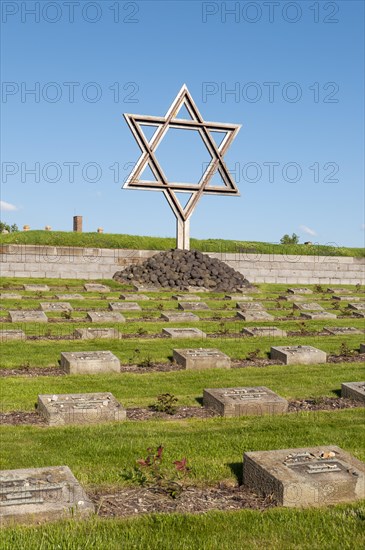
[177,218,190,250]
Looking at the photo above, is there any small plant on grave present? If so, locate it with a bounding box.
[136,327,148,336]
[338,342,355,357]
[298,322,309,335]
[246,348,261,361]
[218,321,229,334]
[315,285,324,293]
[138,354,154,368]
[120,445,191,499]
[355,283,361,293]
[61,311,72,320]
[331,300,340,310]
[157,303,164,311]
[151,393,178,415]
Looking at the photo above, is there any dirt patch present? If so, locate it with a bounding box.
[328,353,365,363]
[288,396,363,412]
[0,411,46,426]
[90,483,276,518]
[0,367,66,378]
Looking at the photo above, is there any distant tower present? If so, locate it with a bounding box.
[73,216,83,232]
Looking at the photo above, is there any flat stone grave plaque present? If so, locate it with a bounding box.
[160,312,199,322]
[132,284,159,292]
[60,351,120,374]
[0,465,94,526]
[178,302,209,311]
[300,312,337,320]
[236,286,257,293]
[243,446,365,508]
[119,294,149,301]
[40,302,73,312]
[236,302,265,311]
[242,327,287,337]
[236,311,274,321]
[162,328,206,339]
[173,348,231,370]
[293,302,324,311]
[109,302,141,311]
[0,330,26,342]
[225,295,252,301]
[74,328,122,340]
[327,288,351,294]
[203,386,288,417]
[271,345,327,365]
[55,294,84,300]
[9,310,48,323]
[172,294,201,301]
[332,295,360,302]
[324,327,362,336]
[347,303,365,311]
[341,382,365,403]
[86,311,125,323]
[287,288,313,295]
[279,295,306,302]
[84,283,110,292]
[352,312,365,318]
[37,392,126,425]
[361,343,365,353]
[0,293,22,300]
[23,284,49,292]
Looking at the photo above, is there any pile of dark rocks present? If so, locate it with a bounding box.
[113,249,250,291]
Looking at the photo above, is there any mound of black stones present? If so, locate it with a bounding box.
[113,249,250,291]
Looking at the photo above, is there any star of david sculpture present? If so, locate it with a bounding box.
[123,84,241,250]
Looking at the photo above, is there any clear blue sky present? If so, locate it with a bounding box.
[1,0,364,247]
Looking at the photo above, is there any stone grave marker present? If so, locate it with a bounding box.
[132,284,159,292]
[173,348,231,370]
[86,311,125,323]
[55,294,84,300]
[347,303,365,311]
[37,392,126,425]
[323,327,362,336]
[178,302,209,311]
[172,294,201,301]
[0,465,94,526]
[236,286,257,293]
[60,351,120,374]
[341,382,365,403]
[84,283,110,293]
[270,345,327,365]
[287,288,313,295]
[162,327,206,339]
[109,302,141,311]
[236,311,274,321]
[0,293,22,300]
[243,446,365,507]
[300,312,337,320]
[279,295,306,302]
[23,284,50,292]
[0,329,26,342]
[352,312,365,318]
[9,310,48,323]
[160,312,199,322]
[242,327,287,337]
[360,343,365,353]
[332,295,361,302]
[203,386,288,417]
[225,295,252,301]
[40,302,73,312]
[74,328,122,340]
[293,302,324,311]
[236,302,265,311]
[327,288,351,294]
[120,294,149,301]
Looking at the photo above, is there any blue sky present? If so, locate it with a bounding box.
[1,0,364,247]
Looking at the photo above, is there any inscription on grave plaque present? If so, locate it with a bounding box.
[162,328,206,339]
[9,311,48,323]
[86,312,125,323]
[270,345,327,365]
[23,284,50,292]
[60,351,120,374]
[203,386,288,417]
[40,302,73,312]
[173,348,231,370]
[160,312,199,322]
[109,302,141,311]
[178,302,209,311]
[341,382,365,403]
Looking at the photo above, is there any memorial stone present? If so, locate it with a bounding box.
[74,328,122,340]
[287,288,313,295]
[173,294,201,301]
[40,303,73,312]
[160,312,199,322]
[178,302,209,311]
[0,293,22,300]
[270,345,327,365]
[323,327,362,336]
[236,311,274,321]
[341,382,365,403]
[203,386,288,417]
[293,302,324,311]
[86,312,125,323]
[9,311,48,323]
[84,284,110,293]
[173,348,231,370]
[109,302,141,311]
[120,294,149,301]
[55,294,84,300]
[162,328,206,339]
[60,351,120,374]
[0,330,26,342]
[300,312,337,320]
[23,285,49,292]
[242,327,287,337]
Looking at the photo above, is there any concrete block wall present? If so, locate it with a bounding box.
[0,245,364,285]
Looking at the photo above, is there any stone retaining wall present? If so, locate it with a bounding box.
[0,245,364,285]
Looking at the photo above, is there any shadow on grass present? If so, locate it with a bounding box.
[226,462,243,485]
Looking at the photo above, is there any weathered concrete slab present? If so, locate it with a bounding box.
[203,386,288,417]
[0,330,26,342]
[242,327,287,337]
[173,294,201,301]
[55,294,84,300]
[300,312,337,320]
[86,312,125,323]
[225,295,253,301]
[236,311,274,321]
[236,302,265,311]
[271,345,327,365]
[323,327,362,336]
[293,302,324,311]
[173,348,231,370]
[108,302,141,311]
[60,351,120,374]
[332,295,361,302]
[347,303,365,311]
[23,284,49,291]
[327,287,351,294]
[0,293,22,300]
[9,310,48,323]
[178,302,209,311]
[132,284,159,292]
[287,288,313,295]
[279,295,306,302]
[341,382,365,403]
[40,302,73,312]
[84,283,110,292]
[352,312,365,318]
[37,392,126,425]
[119,294,149,301]
[0,465,94,526]
[160,312,199,322]
[243,446,365,507]
[162,327,206,339]
[74,328,122,340]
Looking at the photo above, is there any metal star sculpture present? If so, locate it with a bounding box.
[123,84,241,249]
